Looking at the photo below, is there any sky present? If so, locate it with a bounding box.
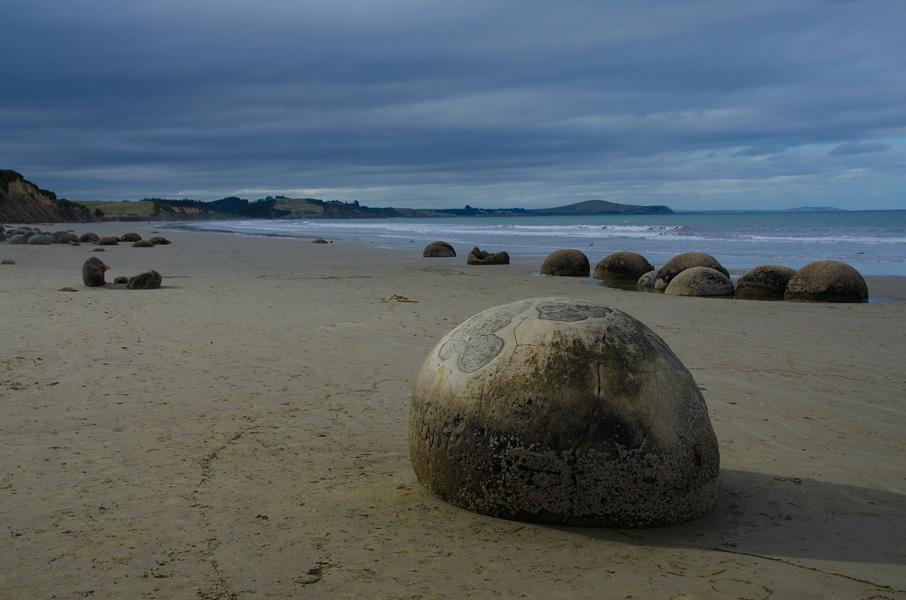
[2,0,905,211]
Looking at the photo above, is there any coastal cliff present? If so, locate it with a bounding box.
[0,171,93,224]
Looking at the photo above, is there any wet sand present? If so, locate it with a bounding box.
[1,222,904,599]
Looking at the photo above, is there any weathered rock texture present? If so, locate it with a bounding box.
[82,257,108,287]
[410,297,720,527]
[664,267,735,298]
[540,249,590,277]
[423,241,456,258]
[593,252,653,282]
[655,252,728,291]
[735,264,795,301]
[467,247,510,265]
[785,260,868,303]
[127,270,163,290]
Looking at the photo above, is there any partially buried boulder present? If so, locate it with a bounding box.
[637,270,659,291]
[655,252,728,291]
[735,264,795,301]
[82,257,108,287]
[127,270,162,290]
[467,247,509,265]
[97,237,119,246]
[53,231,80,244]
[541,249,590,277]
[423,241,456,257]
[410,297,720,527]
[149,236,171,245]
[120,233,142,242]
[784,260,868,303]
[132,240,154,248]
[80,233,100,244]
[593,251,653,282]
[664,267,734,298]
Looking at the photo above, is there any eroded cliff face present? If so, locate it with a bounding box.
[0,176,92,224]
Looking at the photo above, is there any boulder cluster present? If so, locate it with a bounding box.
[1,226,171,247]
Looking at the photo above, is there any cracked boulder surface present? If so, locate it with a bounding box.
[409,296,720,527]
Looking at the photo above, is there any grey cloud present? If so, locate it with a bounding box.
[829,142,893,155]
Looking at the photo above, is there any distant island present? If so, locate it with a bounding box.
[0,170,674,224]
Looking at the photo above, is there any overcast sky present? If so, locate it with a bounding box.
[2,0,904,210]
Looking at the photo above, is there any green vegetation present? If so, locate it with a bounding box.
[0,170,24,194]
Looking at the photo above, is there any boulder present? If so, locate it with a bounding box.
[97,237,119,246]
[593,251,653,282]
[82,257,108,287]
[423,241,456,257]
[53,231,80,244]
[26,234,55,245]
[6,234,26,245]
[784,260,868,303]
[80,233,100,243]
[127,270,163,290]
[311,238,329,244]
[655,252,728,291]
[664,267,734,297]
[541,249,590,277]
[120,233,142,242]
[637,270,659,290]
[467,247,510,265]
[735,264,795,301]
[132,240,155,248]
[149,236,171,245]
[410,297,720,527]
[114,276,129,284]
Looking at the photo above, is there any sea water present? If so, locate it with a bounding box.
[166,210,906,276]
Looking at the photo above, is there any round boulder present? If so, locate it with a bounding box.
[80,233,100,243]
[97,237,119,246]
[655,252,728,291]
[149,236,171,245]
[82,257,109,287]
[541,249,590,277]
[26,234,55,245]
[120,233,142,242]
[664,266,734,298]
[637,270,659,291]
[127,270,163,290]
[410,297,720,528]
[423,241,456,257]
[53,231,80,244]
[735,264,795,301]
[467,246,510,265]
[784,260,868,303]
[593,251,653,282]
[132,240,154,248]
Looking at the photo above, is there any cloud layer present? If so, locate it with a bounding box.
[2,0,905,209]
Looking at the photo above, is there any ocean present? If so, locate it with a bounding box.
[165,209,906,277]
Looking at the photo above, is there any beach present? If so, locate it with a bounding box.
[1,222,904,599]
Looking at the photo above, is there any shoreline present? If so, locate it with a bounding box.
[1,222,904,598]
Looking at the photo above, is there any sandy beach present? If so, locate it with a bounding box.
[1,222,904,599]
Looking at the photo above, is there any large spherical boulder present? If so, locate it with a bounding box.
[593,252,653,282]
[423,241,456,257]
[541,249,590,277]
[410,297,720,528]
[655,252,728,291]
[735,264,795,301]
[785,260,868,303]
[664,267,734,298]
[467,246,509,265]
[80,233,100,243]
[26,233,55,245]
[82,257,109,287]
[127,270,163,289]
[97,236,119,246]
[120,233,142,242]
[53,231,80,244]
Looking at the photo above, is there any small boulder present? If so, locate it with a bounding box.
[121,233,142,242]
[655,252,729,291]
[423,241,456,257]
[82,257,109,287]
[127,270,163,290]
[784,260,868,303]
[26,234,55,245]
[541,249,590,277]
[80,233,100,243]
[114,276,129,284]
[6,234,25,245]
[149,236,171,245]
[637,270,659,290]
[97,237,119,246]
[467,247,510,265]
[593,251,653,282]
[311,238,329,244]
[132,240,154,248]
[664,267,734,297]
[735,264,795,301]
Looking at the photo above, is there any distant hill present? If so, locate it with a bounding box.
[0,171,675,223]
[531,200,673,216]
[781,206,845,213]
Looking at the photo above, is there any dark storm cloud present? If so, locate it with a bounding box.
[2,0,905,209]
